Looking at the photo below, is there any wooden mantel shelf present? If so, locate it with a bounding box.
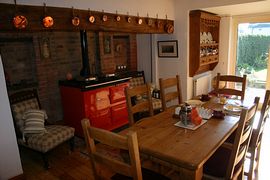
[0,3,174,34]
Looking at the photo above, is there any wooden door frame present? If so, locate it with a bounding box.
[230,13,270,108]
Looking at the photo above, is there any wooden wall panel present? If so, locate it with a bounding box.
[0,3,174,34]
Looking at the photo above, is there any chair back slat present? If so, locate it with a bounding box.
[245,90,270,179]
[218,75,245,82]
[81,119,143,180]
[215,73,247,100]
[125,84,153,126]
[225,96,259,179]
[89,126,129,150]
[235,146,247,165]
[165,92,180,103]
[159,75,182,111]
[256,90,270,145]
[93,153,133,176]
[132,101,152,114]
[217,88,243,97]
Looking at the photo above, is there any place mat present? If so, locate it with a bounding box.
[174,120,207,130]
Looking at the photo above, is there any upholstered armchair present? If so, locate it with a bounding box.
[9,89,75,169]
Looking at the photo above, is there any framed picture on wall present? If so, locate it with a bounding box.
[99,32,114,58]
[157,40,178,58]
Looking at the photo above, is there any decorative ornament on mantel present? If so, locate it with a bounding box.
[40,36,50,59]
[42,3,54,28]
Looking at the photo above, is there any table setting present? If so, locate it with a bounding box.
[172,93,246,131]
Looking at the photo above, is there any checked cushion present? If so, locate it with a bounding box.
[129,77,145,88]
[11,98,40,137]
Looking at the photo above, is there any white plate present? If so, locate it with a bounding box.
[185,100,204,107]
[174,120,207,130]
[224,104,242,112]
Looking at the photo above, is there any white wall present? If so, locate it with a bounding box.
[137,34,152,83]
[212,16,233,76]
[0,55,23,179]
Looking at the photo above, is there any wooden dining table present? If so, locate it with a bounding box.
[120,101,241,180]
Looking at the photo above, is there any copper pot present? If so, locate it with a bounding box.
[165,24,174,33]
[137,18,143,25]
[115,15,121,22]
[89,15,95,23]
[43,16,54,28]
[156,20,162,29]
[13,15,28,29]
[72,16,80,26]
[127,16,132,23]
[102,15,108,22]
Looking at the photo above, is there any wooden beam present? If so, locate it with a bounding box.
[0,3,174,34]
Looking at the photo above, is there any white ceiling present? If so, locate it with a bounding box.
[203,0,270,16]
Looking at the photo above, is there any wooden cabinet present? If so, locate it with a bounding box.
[60,82,129,137]
[189,10,221,77]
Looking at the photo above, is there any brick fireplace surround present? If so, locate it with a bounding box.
[0,31,137,122]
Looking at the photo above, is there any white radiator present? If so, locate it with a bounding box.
[193,72,212,96]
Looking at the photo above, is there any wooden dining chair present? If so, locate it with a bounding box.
[245,90,270,180]
[81,118,170,180]
[215,73,247,100]
[159,75,182,111]
[125,83,154,126]
[203,96,259,180]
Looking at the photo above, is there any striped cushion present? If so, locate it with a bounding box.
[22,109,47,135]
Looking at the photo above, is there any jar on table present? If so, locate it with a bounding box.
[180,104,192,126]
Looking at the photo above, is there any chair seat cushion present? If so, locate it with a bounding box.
[152,98,162,110]
[18,125,74,153]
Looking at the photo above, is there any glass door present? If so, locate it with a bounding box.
[235,22,270,104]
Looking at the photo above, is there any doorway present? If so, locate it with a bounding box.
[235,22,270,104]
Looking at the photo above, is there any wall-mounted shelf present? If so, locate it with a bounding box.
[189,10,220,77]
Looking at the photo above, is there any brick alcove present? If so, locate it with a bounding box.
[0,31,137,121]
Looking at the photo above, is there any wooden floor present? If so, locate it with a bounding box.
[20,139,95,180]
[20,120,270,180]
